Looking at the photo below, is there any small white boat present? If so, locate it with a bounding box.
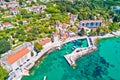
[56,46,61,50]
[43,76,46,80]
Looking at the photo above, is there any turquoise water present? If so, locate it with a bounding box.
[22,37,120,80]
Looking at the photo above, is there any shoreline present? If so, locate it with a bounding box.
[34,47,56,66]
[7,31,120,80]
[29,47,56,74]
[92,30,120,44]
[31,31,120,68]
[24,37,87,73]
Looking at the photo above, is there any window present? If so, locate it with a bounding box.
[82,23,84,26]
[91,22,94,26]
[86,23,89,27]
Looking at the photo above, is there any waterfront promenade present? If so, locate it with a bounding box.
[32,36,88,63]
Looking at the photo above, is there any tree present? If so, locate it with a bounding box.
[81,28,85,36]
[0,39,11,54]
[34,42,43,52]
[26,33,34,42]
[20,9,28,15]
[46,7,60,13]
[108,22,120,31]
[0,66,7,80]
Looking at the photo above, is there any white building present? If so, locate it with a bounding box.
[45,14,51,19]
[69,14,78,25]
[40,5,46,10]
[21,20,28,25]
[2,22,13,29]
[2,48,34,80]
[8,1,19,8]
[32,5,46,14]
[9,8,19,15]
[4,48,31,71]
[1,1,19,9]
[79,20,102,28]
[51,32,59,42]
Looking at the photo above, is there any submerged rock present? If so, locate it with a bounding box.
[92,66,102,78]
[100,57,107,64]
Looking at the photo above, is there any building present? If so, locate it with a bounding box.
[51,32,59,42]
[56,21,69,28]
[69,14,78,25]
[21,20,28,25]
[2,22,13,29]
[79,20,102,28]
[71,14,78,22]
[9,8,19,15]
[62,23,69,29]
[24,7,32,12]
[0,2,7,9]
[0,1,19,9]
[38,38,51,47]
[5,48,31,71]
[32,5,41,13]
[26,0,32,4]
[40,5,46,10]
[0,0,3,5]
[68,31,75,37]
[32,5,46,14]
[8,1,19,8]
[2,47,34,80]
[62,31,69,39]
[55,21,70,39]
[56,21,63,28]
[45,14,51,19]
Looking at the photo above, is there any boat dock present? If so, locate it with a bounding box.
[64,37,97,66]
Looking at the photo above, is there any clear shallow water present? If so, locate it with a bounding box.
[22,37,120,80]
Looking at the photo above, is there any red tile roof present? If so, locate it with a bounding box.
[62,23,68,28]
[53,32,57,37]
[3,22,11,25]
[6,48,30,64]
[38,38,51,45]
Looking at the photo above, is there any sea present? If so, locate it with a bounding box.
[22,37,120,80]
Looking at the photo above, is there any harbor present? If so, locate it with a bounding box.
[22,36,120,80]
[64,37,97,66]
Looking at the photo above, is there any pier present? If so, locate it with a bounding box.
[64,37,97,66]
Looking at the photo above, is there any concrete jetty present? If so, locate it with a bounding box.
[64,37,97,66]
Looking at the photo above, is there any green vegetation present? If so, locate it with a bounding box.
[0,0,120,53]
[108,22,120,31]
[54,0,119,21]
[90,22,120,36]
[0,39,11,54]
[34,42,43,52]
[0,66,7,80]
